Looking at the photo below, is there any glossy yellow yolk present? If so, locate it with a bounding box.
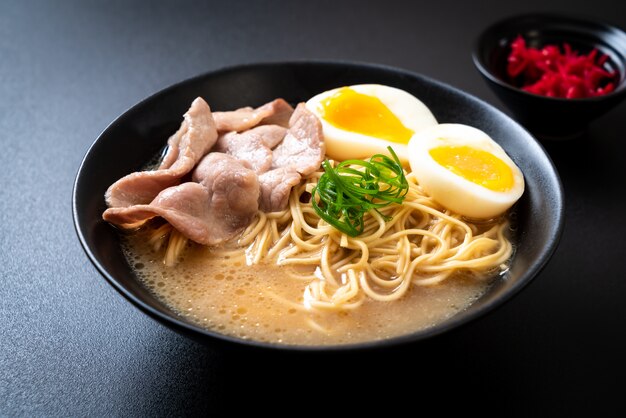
[319,87,414,144]
[429,145,514,192]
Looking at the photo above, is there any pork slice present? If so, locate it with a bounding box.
[105,97,218,208]
[103,153,259,245]
[213,99,294,132]
[157,125,185,170]
[251,125,288,149]
[213,131,272,174]
[212,125,287,174]
[103,183,214,241]
[271,103,325,176]
[258,167,301,212]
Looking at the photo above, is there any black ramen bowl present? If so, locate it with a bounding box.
[73,61,564,352]
[473,13,626,140]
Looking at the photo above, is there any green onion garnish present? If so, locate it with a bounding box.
[311,146,409,237]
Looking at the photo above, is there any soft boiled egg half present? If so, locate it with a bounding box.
[408,124,524,219]
[305,84,437,164]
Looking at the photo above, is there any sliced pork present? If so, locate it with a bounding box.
[103,97,326,246]
[103,153,259,245]
[271,103,325,176]
[255,104,325,212]
[213,124,287,174]
[214,131,270,174]
[105,97,218,208]
[258,167,302,212]
[247,125,288,148]
[213,99,294,132]
[215,104,325,212]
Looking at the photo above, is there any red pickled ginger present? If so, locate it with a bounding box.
[506,35,617,99]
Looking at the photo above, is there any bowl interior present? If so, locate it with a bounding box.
[73,61,564,350]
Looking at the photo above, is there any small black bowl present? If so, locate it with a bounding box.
[73,61,564,351]
[473,13,626,140]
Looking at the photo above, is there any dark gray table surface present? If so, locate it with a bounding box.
[2,0,626,415]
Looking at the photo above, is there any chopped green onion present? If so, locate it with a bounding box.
[311,146,409,237]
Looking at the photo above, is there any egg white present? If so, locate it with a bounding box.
[407,123,525,219]
[305,84,438,163]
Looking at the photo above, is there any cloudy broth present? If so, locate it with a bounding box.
[122,228,493,346]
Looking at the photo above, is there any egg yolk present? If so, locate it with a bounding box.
[429,145,514,192]
[319,87,414,144]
